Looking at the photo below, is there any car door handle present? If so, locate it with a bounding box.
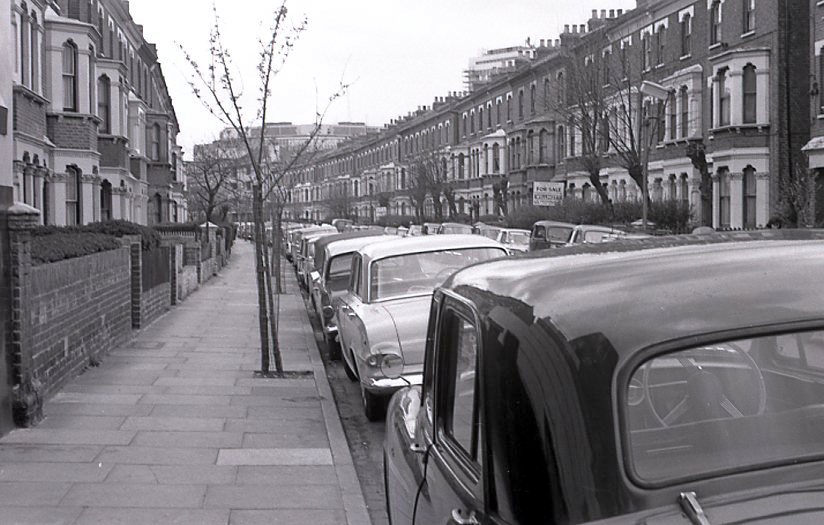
[450,508,479,525]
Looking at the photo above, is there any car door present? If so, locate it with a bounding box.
[417,299,487,525]
[335,254,362,358]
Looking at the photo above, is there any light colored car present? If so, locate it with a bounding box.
[310,233,390,357]
[406,225,423,237]
[297,231,337,288]
[437,222,473,235]
[566,225,628,246]
[496,228,531,252]
[334,234,508,420]
[289,226,334,264]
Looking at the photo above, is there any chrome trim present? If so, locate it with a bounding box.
[364,373,423,390]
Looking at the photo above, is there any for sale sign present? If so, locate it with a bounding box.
[533,182,565,206]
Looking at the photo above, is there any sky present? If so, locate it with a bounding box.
[129,0,637,155]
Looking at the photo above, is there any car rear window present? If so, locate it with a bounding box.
[625,329,824,485]
[547,227,573,243]
[327,253,353,292]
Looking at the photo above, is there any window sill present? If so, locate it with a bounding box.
[680,54,692,61]
[740,30,756,39]
[817,0,824,6]
[655,63,665,70]
[709,43,723,51]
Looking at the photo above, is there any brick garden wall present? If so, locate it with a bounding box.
[140,283,170,327]
[28,248,131,398]
[179,266,198,301]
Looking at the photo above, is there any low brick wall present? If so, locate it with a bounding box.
[179,266,198,301]
[140,283,170,327]
[29,248,131,398]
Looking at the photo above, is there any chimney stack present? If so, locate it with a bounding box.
[564,24,570,33]
[617,9,623,16]
[540,39,545,47]
[580,24,586,33]
[609,9,615,18]
[600,10,606,18]
[591,9,597,18]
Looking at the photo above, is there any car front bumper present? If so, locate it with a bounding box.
[363,373,423,392]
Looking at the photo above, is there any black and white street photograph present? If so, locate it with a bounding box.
[1,0,824,523]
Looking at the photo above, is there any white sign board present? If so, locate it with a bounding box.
[375,206,388,218]
[533,182,565,206]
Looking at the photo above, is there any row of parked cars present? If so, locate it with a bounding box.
[281,219,824,524]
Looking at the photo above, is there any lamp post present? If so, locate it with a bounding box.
[638,80,670,230]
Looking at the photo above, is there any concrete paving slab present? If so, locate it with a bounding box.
[104,464,238,485]
[0,429,137,446]
[0,481,72,506]
[246,406,325,420]
[61,384,160,395]
[0,444,103,463]
[62,482,206,508]
[241,432,329,449]
[164,385,253,396]
[223,418,326,434]
[75,508,229,525]
[228,395,323,407]
[235,377,316,388]
[38,415,126,430]
[51,392,143,405]
[44,403,153,417]
[120,416,226,432]
[133,431,243,448]
[0,462,113,482]
[138,394,233,406]
[228,509,347,525]
[204,484,341,510]
[95,446,219,465]
[0,506,83,525]
[235,465,338,485]
[216,448,333,466]
[153,376,239,387]
[149,405,247,419]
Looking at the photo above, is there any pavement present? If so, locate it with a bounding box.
[0,241,372,525]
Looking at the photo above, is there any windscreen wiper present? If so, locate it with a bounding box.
[679,491,711,525]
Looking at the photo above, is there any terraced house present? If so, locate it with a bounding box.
[8,0,186,226]
[286,0,822,230]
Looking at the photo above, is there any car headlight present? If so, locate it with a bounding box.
[366,341,404,379]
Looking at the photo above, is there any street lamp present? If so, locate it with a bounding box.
[638,80,669,230]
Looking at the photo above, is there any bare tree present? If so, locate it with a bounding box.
[409,150,452,220]
[188,141,240,224]
[179,2,347,376]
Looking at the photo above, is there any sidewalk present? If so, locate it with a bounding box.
[0,242,371,525]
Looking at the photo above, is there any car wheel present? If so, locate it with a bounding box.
[343,350,358,381]
[361,384,387,422]
[325,332,342,361]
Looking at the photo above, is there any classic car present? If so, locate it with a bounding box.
[334,234,507,420]
[296,231,338,288]
[566,224,632,245]
[529,219,575,251]
[308,231,387,354]
[288,225,335,264]
[406,225,423,237]
[473,223,503,241]
[437,222,474,235]
[384,233,824,524]
[422,222,440,235]
[495,227,530,253]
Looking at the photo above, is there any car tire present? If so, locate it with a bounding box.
[361,384,387,422]
[326,333,342,361]
[343,350,358,381]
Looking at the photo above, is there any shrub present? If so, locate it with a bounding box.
[32,220,161,251]
[153,222,200,233]
[648,200,693,233]
[31,232,121,265]
[376,215,418,227]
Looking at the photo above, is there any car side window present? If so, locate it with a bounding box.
[437,303,482,469]
[533,225,546,240]
[349,255,362,297]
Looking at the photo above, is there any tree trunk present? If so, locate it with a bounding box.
[273,205,283,294]
[589,171,611,205]
[252,186,271,373]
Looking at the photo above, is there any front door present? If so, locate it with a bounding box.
[419,301,486,524]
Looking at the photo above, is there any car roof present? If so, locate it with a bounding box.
[441,222,471,227]
[325,235,392,258]
[445,233,824,359]
[572,224,621,233]
[500,228,529,234]
[314,231,384,254]
[358,234,506,261]
[532,220,575,228]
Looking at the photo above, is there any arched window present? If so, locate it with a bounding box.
[539,130,547,163]
[680,174,689,205]
[30,12,39,92]
[478,107,484,132]
[483,144,489,175]
[557,126,566,160]
[743,166,757,227]
[470,112,475,134]
[487,104,492,128]
[458,153,465,179]
[518,90,524,119]
[543,78,550,109]
[718,68,731,126]
[527,131,534,165]
[710,0,722,45]
[62,41,78,111]
[668,174,677,200]
[65,166,81,225]
[496,99,501,125]
[97,76,111,133]
[667,91,676,140]
[492,143,500,173]
[743,64,757,124]
[100,179,112,220]
[530,84,536,114]
[582,183,591,202]
[506,95,512,121]
[680,86,689,137]
[154,193,163,224]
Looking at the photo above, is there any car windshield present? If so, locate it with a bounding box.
[370,247,505,301]
[582,230,610,243]
[327,253,353,292]
[442,226,472,234]
[507,232,529,244]
[626,329,824,484]
[548,226,573,243]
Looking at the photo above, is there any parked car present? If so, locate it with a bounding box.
[297,231,338,288]
[331,218,353,232]
[529,220,575,251]
[422,222,440,235]
[495,227,530,252]
[566,224,629,245]
[384,234,824,524]
[406,225,423,237]
[334,234,507,420]
[309,232,388,358]
[436,222,473,235]
[289,225,334,264]
[473,223,503,240]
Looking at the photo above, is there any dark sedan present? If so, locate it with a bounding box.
[383,231,824,524]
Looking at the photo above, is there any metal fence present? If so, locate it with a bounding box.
[142,247,170,292]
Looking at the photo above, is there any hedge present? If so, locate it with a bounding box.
[32,220,161,251]
[31,232,121,265]
[503,200,692,232]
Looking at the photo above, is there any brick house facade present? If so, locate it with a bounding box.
[8,0,187,226]
[285,0,818,230]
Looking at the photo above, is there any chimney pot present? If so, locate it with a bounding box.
[580,24,586,33]
[564,24,570,33]
[591,9,597,18]
[572,25,577,34]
